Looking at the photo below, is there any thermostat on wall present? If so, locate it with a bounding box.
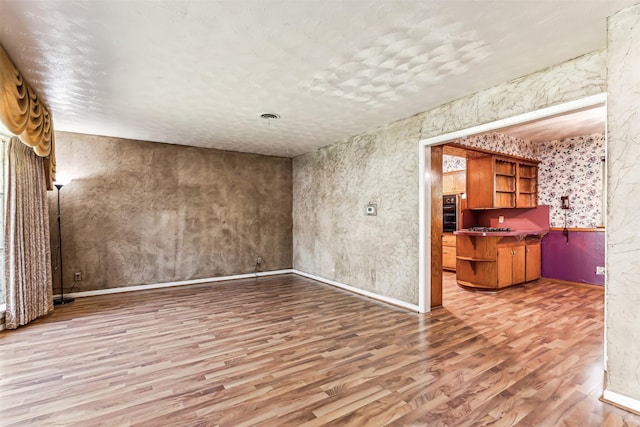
[366,203,377,216]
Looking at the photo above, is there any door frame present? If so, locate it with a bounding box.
[417,93,607,313]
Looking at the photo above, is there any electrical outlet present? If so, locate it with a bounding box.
[596,266,605,275]
[74,271,82,281]
[498,216,504,224]
[256,257,262,265]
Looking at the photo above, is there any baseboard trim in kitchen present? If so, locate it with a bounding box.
[292,269,420,312]
[602,389,640,416]
[54,269,295,300]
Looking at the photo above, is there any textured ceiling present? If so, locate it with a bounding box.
[497,105,606,143]
[0,0,635,157]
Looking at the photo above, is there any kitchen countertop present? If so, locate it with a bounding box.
[454,229,548,237]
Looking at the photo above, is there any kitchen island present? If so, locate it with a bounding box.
[454,228,547,290]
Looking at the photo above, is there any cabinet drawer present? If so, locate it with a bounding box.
[442,234,457,247]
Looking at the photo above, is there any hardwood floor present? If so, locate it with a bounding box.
[1,273,639,426]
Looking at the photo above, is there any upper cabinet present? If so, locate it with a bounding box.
[517,162,538,208]
[443,170,466,194]
[467,155,538,209]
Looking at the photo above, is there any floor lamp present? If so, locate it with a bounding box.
[53,178,74,305]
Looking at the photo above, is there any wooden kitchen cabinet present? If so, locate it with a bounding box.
[466,155,538,209]
[525,240,541,281]
[497,244,525,288]
[442,233,457,271]
[456,233,542,290]
[443,170,466,194]
[517,162,538,208]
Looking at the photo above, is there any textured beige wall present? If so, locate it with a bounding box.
[293,117,423,304]
[50,132,292,294]
[420,50,607,139]
[606,4,640,402]
[293,50,606,306]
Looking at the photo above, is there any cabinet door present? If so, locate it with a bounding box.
[443,173,455,194]
[467,156,495,209]
[442,246,456,270]
[512,245,526,285]
[525,242,541,281]
[444,171,467,195]
[452,171,466,193]
[497,247,513,288]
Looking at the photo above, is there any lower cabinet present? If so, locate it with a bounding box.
[442,233,456,271]
[456,234,542,290]
[497,245,525,288]
[525,240,541,282]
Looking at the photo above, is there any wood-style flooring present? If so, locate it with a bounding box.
[1,273,639,426]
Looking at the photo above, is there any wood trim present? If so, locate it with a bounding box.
[430,146,443,308]
[548,227,605,232]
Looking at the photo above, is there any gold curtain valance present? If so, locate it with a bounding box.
[0,44,56,189]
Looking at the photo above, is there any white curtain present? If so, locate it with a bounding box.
[4,137,53,329]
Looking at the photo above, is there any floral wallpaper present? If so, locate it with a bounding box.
[443,155,466,172]
[537,133,605,228]
[455,132,537,160]
[449,131,605,229]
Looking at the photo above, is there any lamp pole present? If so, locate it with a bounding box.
[53,182,74,305]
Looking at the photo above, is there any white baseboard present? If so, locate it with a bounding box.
[54,269,294,299]
[51,268,419,314]
[291,269,420,312]
[602,389,640,414]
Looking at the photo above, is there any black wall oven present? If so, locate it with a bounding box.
[443,195,458,232]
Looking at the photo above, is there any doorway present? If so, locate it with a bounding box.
[417,93,607,313]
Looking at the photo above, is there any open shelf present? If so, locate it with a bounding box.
[467,155,537,209]
[457,256,494,262]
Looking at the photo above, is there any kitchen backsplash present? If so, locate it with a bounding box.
[537,133,605,228]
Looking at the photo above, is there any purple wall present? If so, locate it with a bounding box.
[460,205,604,285]
[541,230,605,285]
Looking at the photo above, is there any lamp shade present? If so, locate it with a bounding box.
[53,175,71,187]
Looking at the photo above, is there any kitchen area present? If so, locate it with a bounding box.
[442,145,548,290]
[439,105,607,292]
